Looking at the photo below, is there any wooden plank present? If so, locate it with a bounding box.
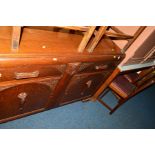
[11,26,21,52]
[78,26,96,52]
[91,67,121,101]
[88,26,108,53]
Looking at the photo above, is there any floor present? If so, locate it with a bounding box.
[0,85,155,129]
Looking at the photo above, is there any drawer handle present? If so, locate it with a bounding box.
[86,80,92,88]
[18,92,27,103]
[81,80,93,96]
[95,65,108,70]
[15,70,39,79]
[18,92,27,111]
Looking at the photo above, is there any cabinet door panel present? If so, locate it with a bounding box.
[0,77,60,120]
[59,72,108,105]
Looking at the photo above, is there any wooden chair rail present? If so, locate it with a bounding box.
[105,31,133,39]
[110,26,125,34]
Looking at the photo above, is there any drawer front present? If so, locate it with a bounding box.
[59,71,109,105]
[0,77,60,121]
[78,61,118,73]
[0,64,66,82]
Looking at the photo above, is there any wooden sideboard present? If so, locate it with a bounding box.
[0,27,124,123]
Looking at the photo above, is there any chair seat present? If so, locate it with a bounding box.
[109,75,136,98]
[124,72,139,83]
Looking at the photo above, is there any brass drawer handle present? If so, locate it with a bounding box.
[15,70,39,79]
[18,92,27,103]
[95,65,108,70]
[80,80,93,96]
[86,80,92,88]
[18,92,27,111]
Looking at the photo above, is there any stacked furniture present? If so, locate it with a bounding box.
[0,26,125,123]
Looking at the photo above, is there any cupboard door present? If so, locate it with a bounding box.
[59,72,108,105]
[0,77,60,120]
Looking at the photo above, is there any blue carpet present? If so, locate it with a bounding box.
[0,85,155,129]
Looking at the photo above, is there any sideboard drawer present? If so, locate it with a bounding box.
[0,64,66,82]
[78,61,119,73]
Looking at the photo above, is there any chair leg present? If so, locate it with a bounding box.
[87,26,108,53]
[111,91,122,100]
[97,96,126,115]
[78,26,96,53]
[97,98,113,111]
[109,99,125,115]
[11,26,22,52]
